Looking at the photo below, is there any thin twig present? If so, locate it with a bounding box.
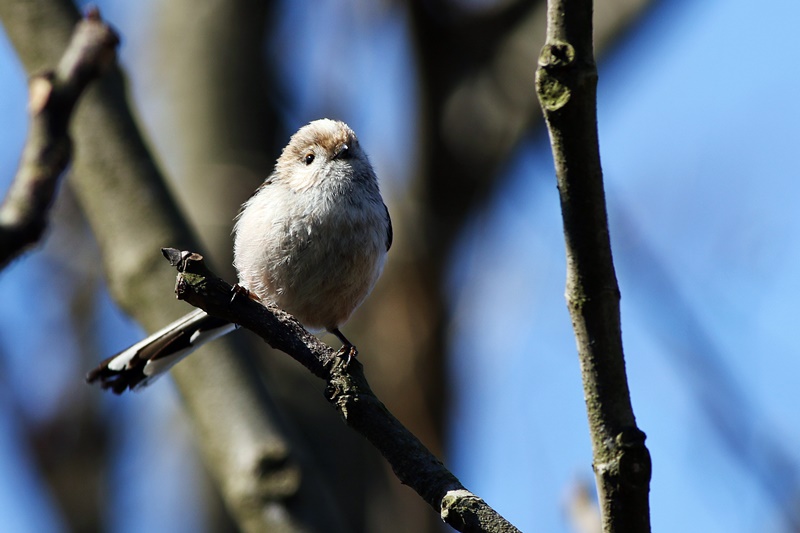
[163,247,522,533]
[0,8,118,269]
[535,0,652,531]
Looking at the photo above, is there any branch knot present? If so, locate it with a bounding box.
[535,41,575,111]
[616,427,651,489]
[538,41,575,69]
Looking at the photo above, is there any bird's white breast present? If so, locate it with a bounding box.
[233,177,387,332]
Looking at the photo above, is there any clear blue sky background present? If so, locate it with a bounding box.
[1,0,799,532]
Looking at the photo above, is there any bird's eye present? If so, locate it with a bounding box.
[304,153,315,165]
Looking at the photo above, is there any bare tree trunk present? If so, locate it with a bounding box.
[142,0,281,278]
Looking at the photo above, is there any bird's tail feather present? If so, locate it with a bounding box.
[86,309,236,394]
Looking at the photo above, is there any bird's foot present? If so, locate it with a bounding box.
[230,283,257,303]
[335,344,358,368]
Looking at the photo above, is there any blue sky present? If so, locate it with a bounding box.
[1,0,799,532]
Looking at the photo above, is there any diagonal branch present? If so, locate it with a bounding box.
[0,8,118,269]
[535,0,652,531]
[162,247,522,533]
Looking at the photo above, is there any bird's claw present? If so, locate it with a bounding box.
[335,344,358,368]
[231,283,256,303]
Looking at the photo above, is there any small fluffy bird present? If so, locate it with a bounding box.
[87,119,392,393]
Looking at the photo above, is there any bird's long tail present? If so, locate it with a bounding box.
[86,309,236,394]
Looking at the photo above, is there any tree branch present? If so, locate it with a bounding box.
[162,248,522,533]
[0,8,118,269]
[535,1,652,532]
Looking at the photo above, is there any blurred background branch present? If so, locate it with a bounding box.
[0,9,117,269]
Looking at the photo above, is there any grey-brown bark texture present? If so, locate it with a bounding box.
[535,0,652,531]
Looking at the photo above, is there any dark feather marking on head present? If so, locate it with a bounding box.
[384,203,393,252]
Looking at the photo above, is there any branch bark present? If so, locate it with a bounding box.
[535,1,652,531]
[162,248,522,533]
[0,8,117,269]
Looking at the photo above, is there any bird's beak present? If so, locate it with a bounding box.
[333,143,350,160]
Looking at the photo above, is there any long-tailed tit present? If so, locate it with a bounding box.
[87,119,392,393]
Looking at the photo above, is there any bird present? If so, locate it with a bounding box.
[87,119,392,394]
